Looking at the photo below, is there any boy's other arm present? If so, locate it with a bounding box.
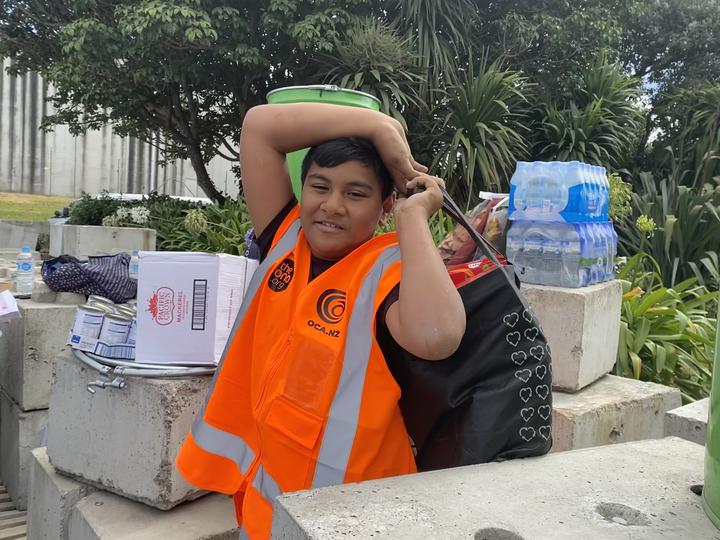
[386,175,466,361]
[240,103,425,235]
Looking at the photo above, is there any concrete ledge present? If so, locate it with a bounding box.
[272,437,715,539]
[60,225,156,259]
[47,351,211,509]
[552,375,681,452]
[68,491,239,540]
[0,299,80,410]
[665,398,709,445]
[27,447,96,540]
[522,281,622,392]
[0,390,48,510]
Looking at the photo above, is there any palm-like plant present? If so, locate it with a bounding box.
[652,84,720,188]
[322,18,425,130]
[531,53,644,168]
[431,55,531,209]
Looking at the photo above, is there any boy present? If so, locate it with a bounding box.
[177,103,466,539]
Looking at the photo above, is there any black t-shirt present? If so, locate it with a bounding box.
[254,199,404,362]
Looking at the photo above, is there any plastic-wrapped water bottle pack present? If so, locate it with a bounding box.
[505,161,617,288]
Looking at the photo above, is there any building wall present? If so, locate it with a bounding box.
[0,59,238,198]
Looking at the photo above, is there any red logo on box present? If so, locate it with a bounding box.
[148,287,175,325]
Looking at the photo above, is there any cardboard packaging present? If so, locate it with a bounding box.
[135,252,258,365]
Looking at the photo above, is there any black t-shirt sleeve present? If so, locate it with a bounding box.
[255,198,297,262]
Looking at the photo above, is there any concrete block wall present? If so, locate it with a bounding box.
[57,225,156,260]
[47,350,211,509]
[0,297,83,510]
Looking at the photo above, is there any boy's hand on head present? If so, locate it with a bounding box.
[372,118,427,192]
[395,174,445,220]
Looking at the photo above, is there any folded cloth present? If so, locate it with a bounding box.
[42,253,137,303]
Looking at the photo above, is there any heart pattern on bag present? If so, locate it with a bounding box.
[524,327,539,342]
[535,365,547,380]
[514,369,532,383]
[511,351,527,365]
[501,309,553,445]
[538,405,551,420]
[506,332,521,347]
[503,313,519,328]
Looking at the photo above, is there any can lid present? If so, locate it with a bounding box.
[88,302,115,313]
[77,305,106,315]
[88,295,114,305]
[105,313,132,322]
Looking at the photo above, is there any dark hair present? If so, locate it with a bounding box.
[300,137,394,199]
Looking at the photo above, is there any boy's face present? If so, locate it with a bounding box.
[300,160,394,261]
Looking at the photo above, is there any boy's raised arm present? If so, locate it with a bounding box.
[386,175,466,361]
[239,103,424,235]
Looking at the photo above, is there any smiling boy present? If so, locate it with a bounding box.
[177,102,465,539]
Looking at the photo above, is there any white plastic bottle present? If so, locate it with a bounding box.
[129,250,140,280]
[15,244,34,296]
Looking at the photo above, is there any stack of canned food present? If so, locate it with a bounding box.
[72,295,138,347]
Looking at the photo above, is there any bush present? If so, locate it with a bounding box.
[615,252,718,403]
[615,171,720,288]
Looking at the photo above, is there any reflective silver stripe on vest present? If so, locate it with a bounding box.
[238,525,250,540]
[190,219,301,475]
[252,464,282,501]
[311,246,401,488]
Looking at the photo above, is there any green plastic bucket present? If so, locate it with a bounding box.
[704,307,720,528]
[266,85,381,199]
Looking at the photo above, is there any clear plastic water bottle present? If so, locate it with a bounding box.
[15,244,34,296]
[598,166,610,221]
[129,250,140,280]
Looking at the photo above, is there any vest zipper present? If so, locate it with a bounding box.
[254,333,292,414]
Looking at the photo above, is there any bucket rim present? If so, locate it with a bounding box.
[266,85,380,105]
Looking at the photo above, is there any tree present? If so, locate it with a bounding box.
[0,0,370,201]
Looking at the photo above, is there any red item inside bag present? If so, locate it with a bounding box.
[447,255,507,288]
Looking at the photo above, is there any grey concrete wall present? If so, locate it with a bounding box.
[0,59,238,198]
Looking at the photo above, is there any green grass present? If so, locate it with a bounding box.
[0,192,74,222]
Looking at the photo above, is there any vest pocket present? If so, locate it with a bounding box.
[263,395,325,491]
[265,395,324,449]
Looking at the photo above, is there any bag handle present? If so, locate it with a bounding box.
[406,185,524,297]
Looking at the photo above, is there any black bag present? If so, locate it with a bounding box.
[387,188,553,471]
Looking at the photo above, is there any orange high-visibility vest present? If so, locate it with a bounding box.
[176,207,416,539]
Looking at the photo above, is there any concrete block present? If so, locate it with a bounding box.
[0,299,79,410]
[0,390,48,510]
[522,280,623,392]
[551,374,681,452]
[665,397,709,445]
[47,351,211,509]
[27,447,96,540]
[0,248,41,262]
[0,222,38,250]
[272,437,717,540]
[68,491,239,540]
[60,224,156,259]
[31,281,57,303]
[55,292,87,305]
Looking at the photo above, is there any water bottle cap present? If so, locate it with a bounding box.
[21,245,31,253]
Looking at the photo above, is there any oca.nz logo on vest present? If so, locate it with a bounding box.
[307,289,346,338]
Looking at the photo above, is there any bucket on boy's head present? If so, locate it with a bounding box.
[265,85,382,200]
[704,310,720,529]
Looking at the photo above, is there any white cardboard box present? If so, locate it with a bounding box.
[135,252,258,365]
